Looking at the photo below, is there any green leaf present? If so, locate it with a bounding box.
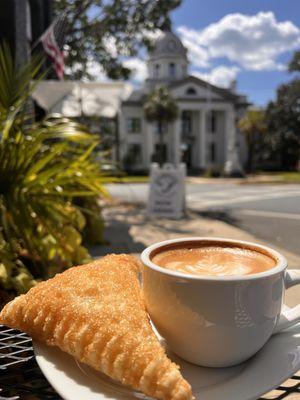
[0,42,111,298]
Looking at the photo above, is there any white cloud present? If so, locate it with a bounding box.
[174,26,210,68]
[178,12,300,71]
[68,12,300,88]
[192,65,240,88]
[64,60,108,81]
[123,58,147,82]
[86,60,108,81]
[102,36,119,58]
[141,29,162,42]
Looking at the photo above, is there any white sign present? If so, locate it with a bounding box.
[147,163,186,219]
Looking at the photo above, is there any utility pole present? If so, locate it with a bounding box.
[0,0,29,66]
[15,0,30,68]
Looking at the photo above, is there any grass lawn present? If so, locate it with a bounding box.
[117,175,149,183]
[103,175,149,183]
[248,171,300,183]
[101,172,300,184]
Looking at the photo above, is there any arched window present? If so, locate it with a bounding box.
[154,64,160,78]
[186,87,197,95]
[169,63,176,78]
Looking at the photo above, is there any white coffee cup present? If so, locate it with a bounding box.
[141,237,300,367]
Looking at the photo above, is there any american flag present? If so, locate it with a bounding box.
[41,14,68,80]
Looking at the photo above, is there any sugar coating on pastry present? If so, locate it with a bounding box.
[0,254,194,400]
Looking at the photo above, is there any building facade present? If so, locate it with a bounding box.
[119,30,249,174]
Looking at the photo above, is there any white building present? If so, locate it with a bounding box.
[119,29,249,174]
[32,80,133,163]
[33,81,132,119]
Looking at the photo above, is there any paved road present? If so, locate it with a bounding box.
[106,183,300,256]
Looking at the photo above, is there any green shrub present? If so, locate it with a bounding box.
[0,43,109,305]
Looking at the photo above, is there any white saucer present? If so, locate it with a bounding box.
[34,306,300,400]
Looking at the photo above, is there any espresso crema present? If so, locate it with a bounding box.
[152,246,276,277]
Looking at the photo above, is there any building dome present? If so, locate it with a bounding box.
[149,30,187,61]
[146,29,188,83]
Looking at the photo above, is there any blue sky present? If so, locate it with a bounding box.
[88,1,300,106]
[170,0,300,105]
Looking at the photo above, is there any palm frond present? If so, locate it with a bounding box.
[0,42,111,299]
[143,86,178,123]
[0,42,45,139]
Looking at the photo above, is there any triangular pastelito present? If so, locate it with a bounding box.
[0,254,193,400]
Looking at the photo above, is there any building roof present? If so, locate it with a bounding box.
[32,80,133,118]
[149,29,187,61]
[124,88,149,102]
[122,75,249,107]
[168,75,243,102]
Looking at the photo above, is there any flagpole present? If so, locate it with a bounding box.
[31,11,68,52]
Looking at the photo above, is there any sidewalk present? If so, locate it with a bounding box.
[90,201,300,308]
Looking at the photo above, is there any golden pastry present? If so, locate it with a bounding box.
[0,254,194,400]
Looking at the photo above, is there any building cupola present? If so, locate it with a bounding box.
[146,28,188,85]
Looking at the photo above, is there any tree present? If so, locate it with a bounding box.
[288,51,300,73]
[262,50,300,171]
[143,86,178,166]
[238,109,267,172]
[53,0,181,80]
[265,81,300,170]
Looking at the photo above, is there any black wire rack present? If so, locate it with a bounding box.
[0,325,61,400]
[1,324,299,400]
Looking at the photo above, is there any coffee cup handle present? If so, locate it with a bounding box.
[273,270,300,334]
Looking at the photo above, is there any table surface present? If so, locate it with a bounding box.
[1,325,299,400]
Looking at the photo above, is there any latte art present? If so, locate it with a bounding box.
[152,246,275,277]
[164,260,252,276]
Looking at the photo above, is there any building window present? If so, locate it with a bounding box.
[169,63,176,79]
[154,64,160,78]
[181,111,192,137]
[207,111,217,133]
[210,143,216,163]
[126,118,141,133]
[186,87,197,95]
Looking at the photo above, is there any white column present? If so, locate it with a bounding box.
[224,108,243,176]
[199,109,206,169]
[173,117,181,166]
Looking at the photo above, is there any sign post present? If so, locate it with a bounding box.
[147,163,186,219]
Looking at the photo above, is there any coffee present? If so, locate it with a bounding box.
[151,245,276,276]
